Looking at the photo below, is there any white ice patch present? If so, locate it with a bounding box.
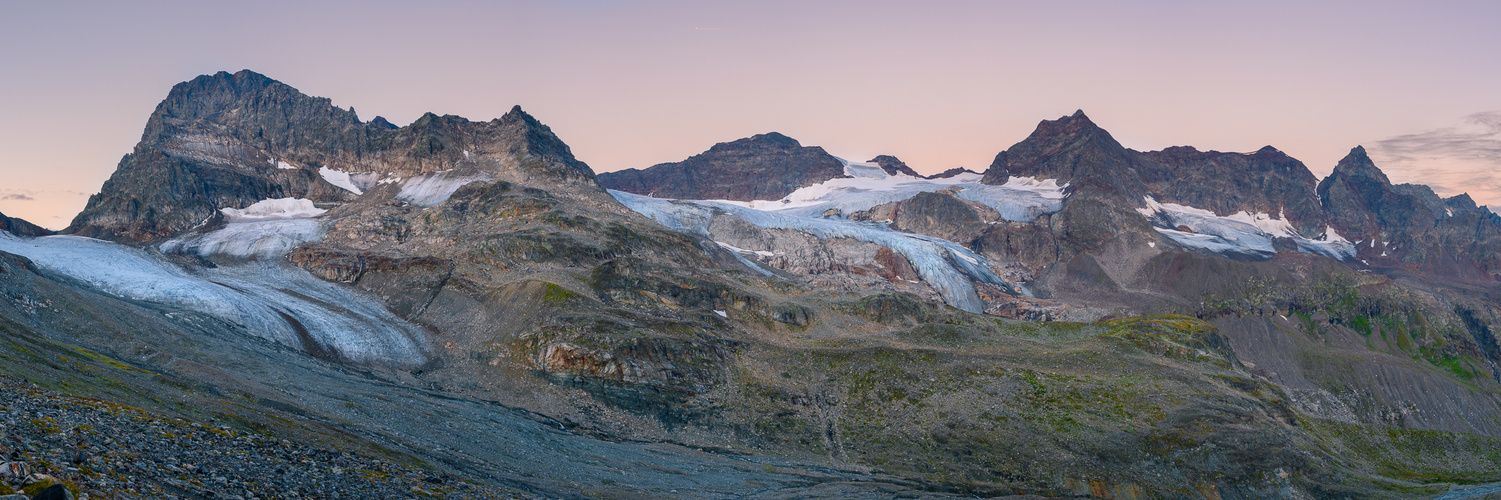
[1138,197,1355,261]
[711,168,1064,223]
[319,167,364,195]
[220,198,325,220]
[397,172,493,207]
[0,233,427,365]
[836,156,891,179]
[276,160,297,170]
[611,190,1023,313]
[160,198,327,259]
[714,310,728,318]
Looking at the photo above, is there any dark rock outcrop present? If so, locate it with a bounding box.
[926,167,978,179]
[867,155,921,177]
[890,191,988,244]
[981,111,1155,251]
[596,132,845,201]
[1317,146,1501,278]
[0,211,50,237]
[1136,145,1326,236]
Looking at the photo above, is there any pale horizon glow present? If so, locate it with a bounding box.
[3,1,1499,229]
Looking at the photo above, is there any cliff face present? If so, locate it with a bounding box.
[595,132,846,201]
[1318,146,1501,278]
[1136,145,1327,236]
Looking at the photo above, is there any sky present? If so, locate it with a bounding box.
[2,1,1499,229]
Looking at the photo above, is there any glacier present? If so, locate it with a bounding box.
[716,158,1065,223]
[1137,197,1357,261]
[2,228,429,366]
[611,190,1021,313]
[161,197,328,259]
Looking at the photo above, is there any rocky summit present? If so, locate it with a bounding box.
[595,131,847,201]
[2,71,1500,499]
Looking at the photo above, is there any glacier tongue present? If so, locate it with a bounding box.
[611,190,1021,313]
[0,232,429,366]
[161,218,325,259]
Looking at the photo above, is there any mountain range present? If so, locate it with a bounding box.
[2,70,1499,499]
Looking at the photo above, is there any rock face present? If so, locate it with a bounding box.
[595,132,845,201]
[1136,145,1326,236]
[0,211,49,237]
[867,155,922,177]
[982,110,1155,251]
[1318,146,1501,278]
[67,70,597,243]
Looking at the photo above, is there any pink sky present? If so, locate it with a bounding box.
[3,1,1499,228]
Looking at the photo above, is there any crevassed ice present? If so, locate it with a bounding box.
[319,166,363,195]
[162,219,324,259]
[1137,197,1356,261]
[710,168,1065,223]
[0,233,428,366]
[611,190,1021,313]
[397,172,493,207]
[161,198,326,259]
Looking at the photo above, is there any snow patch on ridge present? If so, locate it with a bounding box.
[837,157,896,179]
[397,172,493,207]
[220,198,325,220]
[1137,197,1356,261]
[319,166,363,195]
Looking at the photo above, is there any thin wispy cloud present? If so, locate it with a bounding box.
[1372,111,1501,209]
[1,193,33,201]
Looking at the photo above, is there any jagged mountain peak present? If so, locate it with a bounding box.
[982,110,1140,194]
[68,70,599,242]
[368,116,398,129]
[1328,145,1392,184]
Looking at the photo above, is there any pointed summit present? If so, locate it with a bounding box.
[1317,146,1406,241]
[980,110,1140,195]
[1328,145,1392,185]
